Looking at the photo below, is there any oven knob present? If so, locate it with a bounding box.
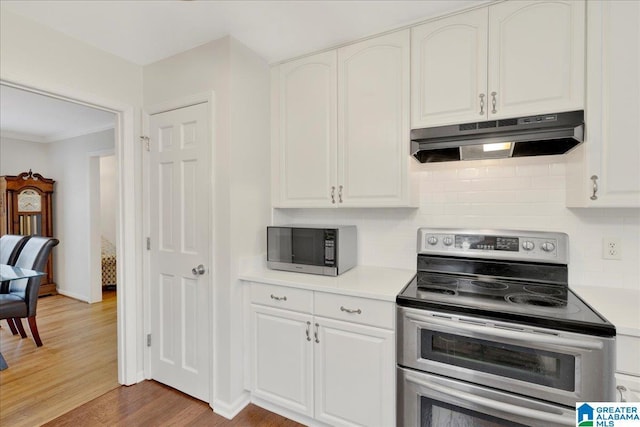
[427,236,439,245]
[522,241,535,251]
[443,236,454,246]
[541,242,555,252]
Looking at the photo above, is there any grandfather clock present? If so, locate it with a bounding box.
[0,170,56,296]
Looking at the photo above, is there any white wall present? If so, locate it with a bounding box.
[0,136,51,176]
[48,129,115,301]
[0,8,142,108]
[1,8,144,384]
[100,155,117,244]
[143,36,270,412]
[274,155,640,291]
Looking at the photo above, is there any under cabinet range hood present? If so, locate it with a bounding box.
[411,110,584,163]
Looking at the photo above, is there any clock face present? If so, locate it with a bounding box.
[18,189,42,212]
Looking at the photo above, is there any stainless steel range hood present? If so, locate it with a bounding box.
[411,110,584,163]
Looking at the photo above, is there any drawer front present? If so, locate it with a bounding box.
[251,283,313,313]
[617,334,640,376]
[314,292,394,329]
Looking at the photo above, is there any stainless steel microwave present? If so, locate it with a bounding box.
[267,225,357,276]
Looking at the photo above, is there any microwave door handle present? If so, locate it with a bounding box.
[405,371,574,426]
[405,312,603,351]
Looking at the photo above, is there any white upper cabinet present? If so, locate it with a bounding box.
[272,51,337,207]
[566,0,640,207]
[488,0,585,119]
[338,30,412,207]
[272,30,415,208]
[411,1,585,128]
[411,8,488,128]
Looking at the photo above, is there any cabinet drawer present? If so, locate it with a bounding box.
[314,292,394,329]
[617,334,640,377]
[251,283,313,313]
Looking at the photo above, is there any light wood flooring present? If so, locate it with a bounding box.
[44,380,304,426]
[0,290,119,427]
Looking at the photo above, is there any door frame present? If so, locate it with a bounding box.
[0,78,140,386]
[142,91,217,405]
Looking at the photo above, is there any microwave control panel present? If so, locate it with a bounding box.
[324,230,336,266]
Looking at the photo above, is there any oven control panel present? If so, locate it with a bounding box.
[417,228,569,264]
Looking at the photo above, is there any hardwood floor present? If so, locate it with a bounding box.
[0,290,119,427]
[44,380,305,426]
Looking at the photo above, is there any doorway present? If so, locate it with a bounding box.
[0,79,139,386]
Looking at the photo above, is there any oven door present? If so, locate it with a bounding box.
[397,306,616,407]
[398,367,575,427]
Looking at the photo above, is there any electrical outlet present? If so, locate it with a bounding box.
[603,237,622,260]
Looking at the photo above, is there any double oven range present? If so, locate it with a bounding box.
[397,229,616,427]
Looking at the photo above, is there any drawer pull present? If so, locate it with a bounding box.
[340,306,362,315]
[270,294,287,301]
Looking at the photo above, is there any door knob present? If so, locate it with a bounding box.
[192,264,206,276]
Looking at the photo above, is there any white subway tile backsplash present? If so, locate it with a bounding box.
[516,163,550,177]
[276,157,640,290]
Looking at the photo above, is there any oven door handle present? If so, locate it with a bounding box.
[405,371,574,426]
[406,312,603,351]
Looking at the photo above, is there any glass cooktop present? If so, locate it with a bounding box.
[397,272,615,337]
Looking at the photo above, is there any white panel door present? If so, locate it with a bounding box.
[411,8,489,127]
[338,29,410,207]
[251,305,314,417]
[314,317,395,427]
[149,102,210,401]
[275,51,337,207]
[488,0,585,119]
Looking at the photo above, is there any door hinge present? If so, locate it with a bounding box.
[147,334,151,347]
[146,237,151,250]
[140,136,150,152]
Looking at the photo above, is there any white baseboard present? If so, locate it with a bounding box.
[251,397,330,427]
[212,392,251,420]
[56,288,90,303]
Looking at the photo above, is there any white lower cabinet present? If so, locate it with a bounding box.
[251,305,314,416]
[314,317,394,427]
[249,283,395,426]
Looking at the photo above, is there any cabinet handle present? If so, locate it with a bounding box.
[590,175,599,200]
[340,306,362,314]
[338,185,343,203]
[314,323,320,343]
[270,294,287,301]
[305,321,311,342]
[331,186,336,204]
[491,92,497,114]
[479,93,485,115]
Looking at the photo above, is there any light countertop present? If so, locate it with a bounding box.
[239,265,416,302]
[571,285,640,337]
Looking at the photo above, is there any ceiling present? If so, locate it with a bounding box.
[0,85,116,143]
[1,1,486,141]
[1,0,487,65]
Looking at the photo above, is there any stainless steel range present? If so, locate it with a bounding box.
[397,228,616,427]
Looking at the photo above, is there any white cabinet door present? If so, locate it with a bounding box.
[566,0,640,207]
[337,30,412,207]
[488,0,585,119]
[411,8,488,128]
[314,317,395,427]
[251,305,314,417]
[272,51,337,207]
